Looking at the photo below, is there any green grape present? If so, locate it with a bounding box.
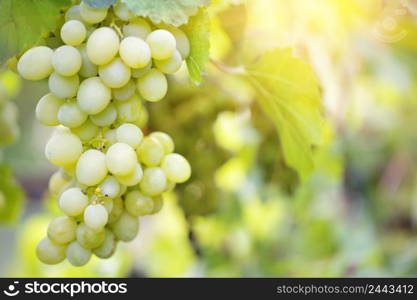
[101,198,114,213]
[106,142,137,176]
[78,44,98,77]
[131,62,152,78]
[116,163,143,186]
[125,190,154,217]
[76,223,105,248]
[133,106,148,128]
[99,176,120,198]
[137,136,165,167]
[52,45,82,76]
[113,1,134,21]
[58,101,88,128]
[45,131,82,166]
[93,229,117,258]
[36,93,64,126]
[99,58,131,88]
[17,46,53,80]
[116,123,143,149]
[161,153,191,183]
[146,29,176,60]
[112,79,136,101]
[71,119,99,141]
[151,196,163,214]
[47,216,77,245]
[84,204,108,231]
[111,212,139,242]
[108,197,123,224]
[79,1,108,24]
[48,72,79,99]
[115,93,142,122]
[76,149,108,186]
[61,20,87,46]
[66,241,92,266]
[77,77,111,114]
[119,37,151,69]
[149,131,174,154]
[65,5,83,22]
[122,18,151,39]
[104,128,117,144]
[136,68,167,102]
[59,187,89,217]
[36,237,66,265]
[90,103,117,127]
[48,170,71,196]
[87,27,119,65]
[154,50,183,74]
[165,25,190,58]
[140,167,167,196]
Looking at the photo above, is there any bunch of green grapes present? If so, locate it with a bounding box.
[17,0,191,266]
[0,70,20,147]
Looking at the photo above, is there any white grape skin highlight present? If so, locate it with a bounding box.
[66,241,92,266]
[52,46,82,76]
[106,142,137,176]
[115,93,142,122]
[90,103,117,127]
[99,58,131,88]
[93,229,116,258]
[146,29,176,60]
[112,79,136,101]
[137,136,165,167]
[119,37,151,69]
[125,190,154,217]
[45,132,82,166]
[136,69,167,102]
[87,27,119,65]
[150,131,174,154]
[113,2,134,21]
[161,153,191,183]
[77,77,111,114]
[140,167,167,196]
[36,93,64,126]
[79,1,107,24]
[76,223,105,249]
[58,101,88,128]
[76,149,108,186]
[154,50,183,74]
[36,237,66,265]
[17,46,53,80]
[61,20,87,46]
[78,44,98,77]
[123,18,151,39]
[71,119,99,141]
[111,212,139,242]
[116,123,143,149]
[47,216,77,245]
[59,187,89,217]
[84,204,108,231]
[99,176,120,198]
[48,72,79,99]
[116,163,143,186]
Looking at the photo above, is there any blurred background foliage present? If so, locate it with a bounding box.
[1,0,417,277]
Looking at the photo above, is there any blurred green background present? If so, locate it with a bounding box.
[1,0,417,277]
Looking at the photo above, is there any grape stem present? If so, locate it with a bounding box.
[210,59,245,75]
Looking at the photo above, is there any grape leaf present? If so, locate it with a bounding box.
[122,0,210,26]
[182,10,210,85]
[84,0,117,9]
[0,164,25,224]
[0,0,71,65]
[245,49,324,180]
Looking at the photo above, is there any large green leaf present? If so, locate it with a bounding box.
[245,49,324,180]
[84,0,117,9]
[182,10,210,85]
[0,164,25,224]
[122,0,210,26]
[0,0,70,64]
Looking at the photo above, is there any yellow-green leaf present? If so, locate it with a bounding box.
[0,164,25,224]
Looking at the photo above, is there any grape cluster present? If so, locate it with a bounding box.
[17,1,191,266]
